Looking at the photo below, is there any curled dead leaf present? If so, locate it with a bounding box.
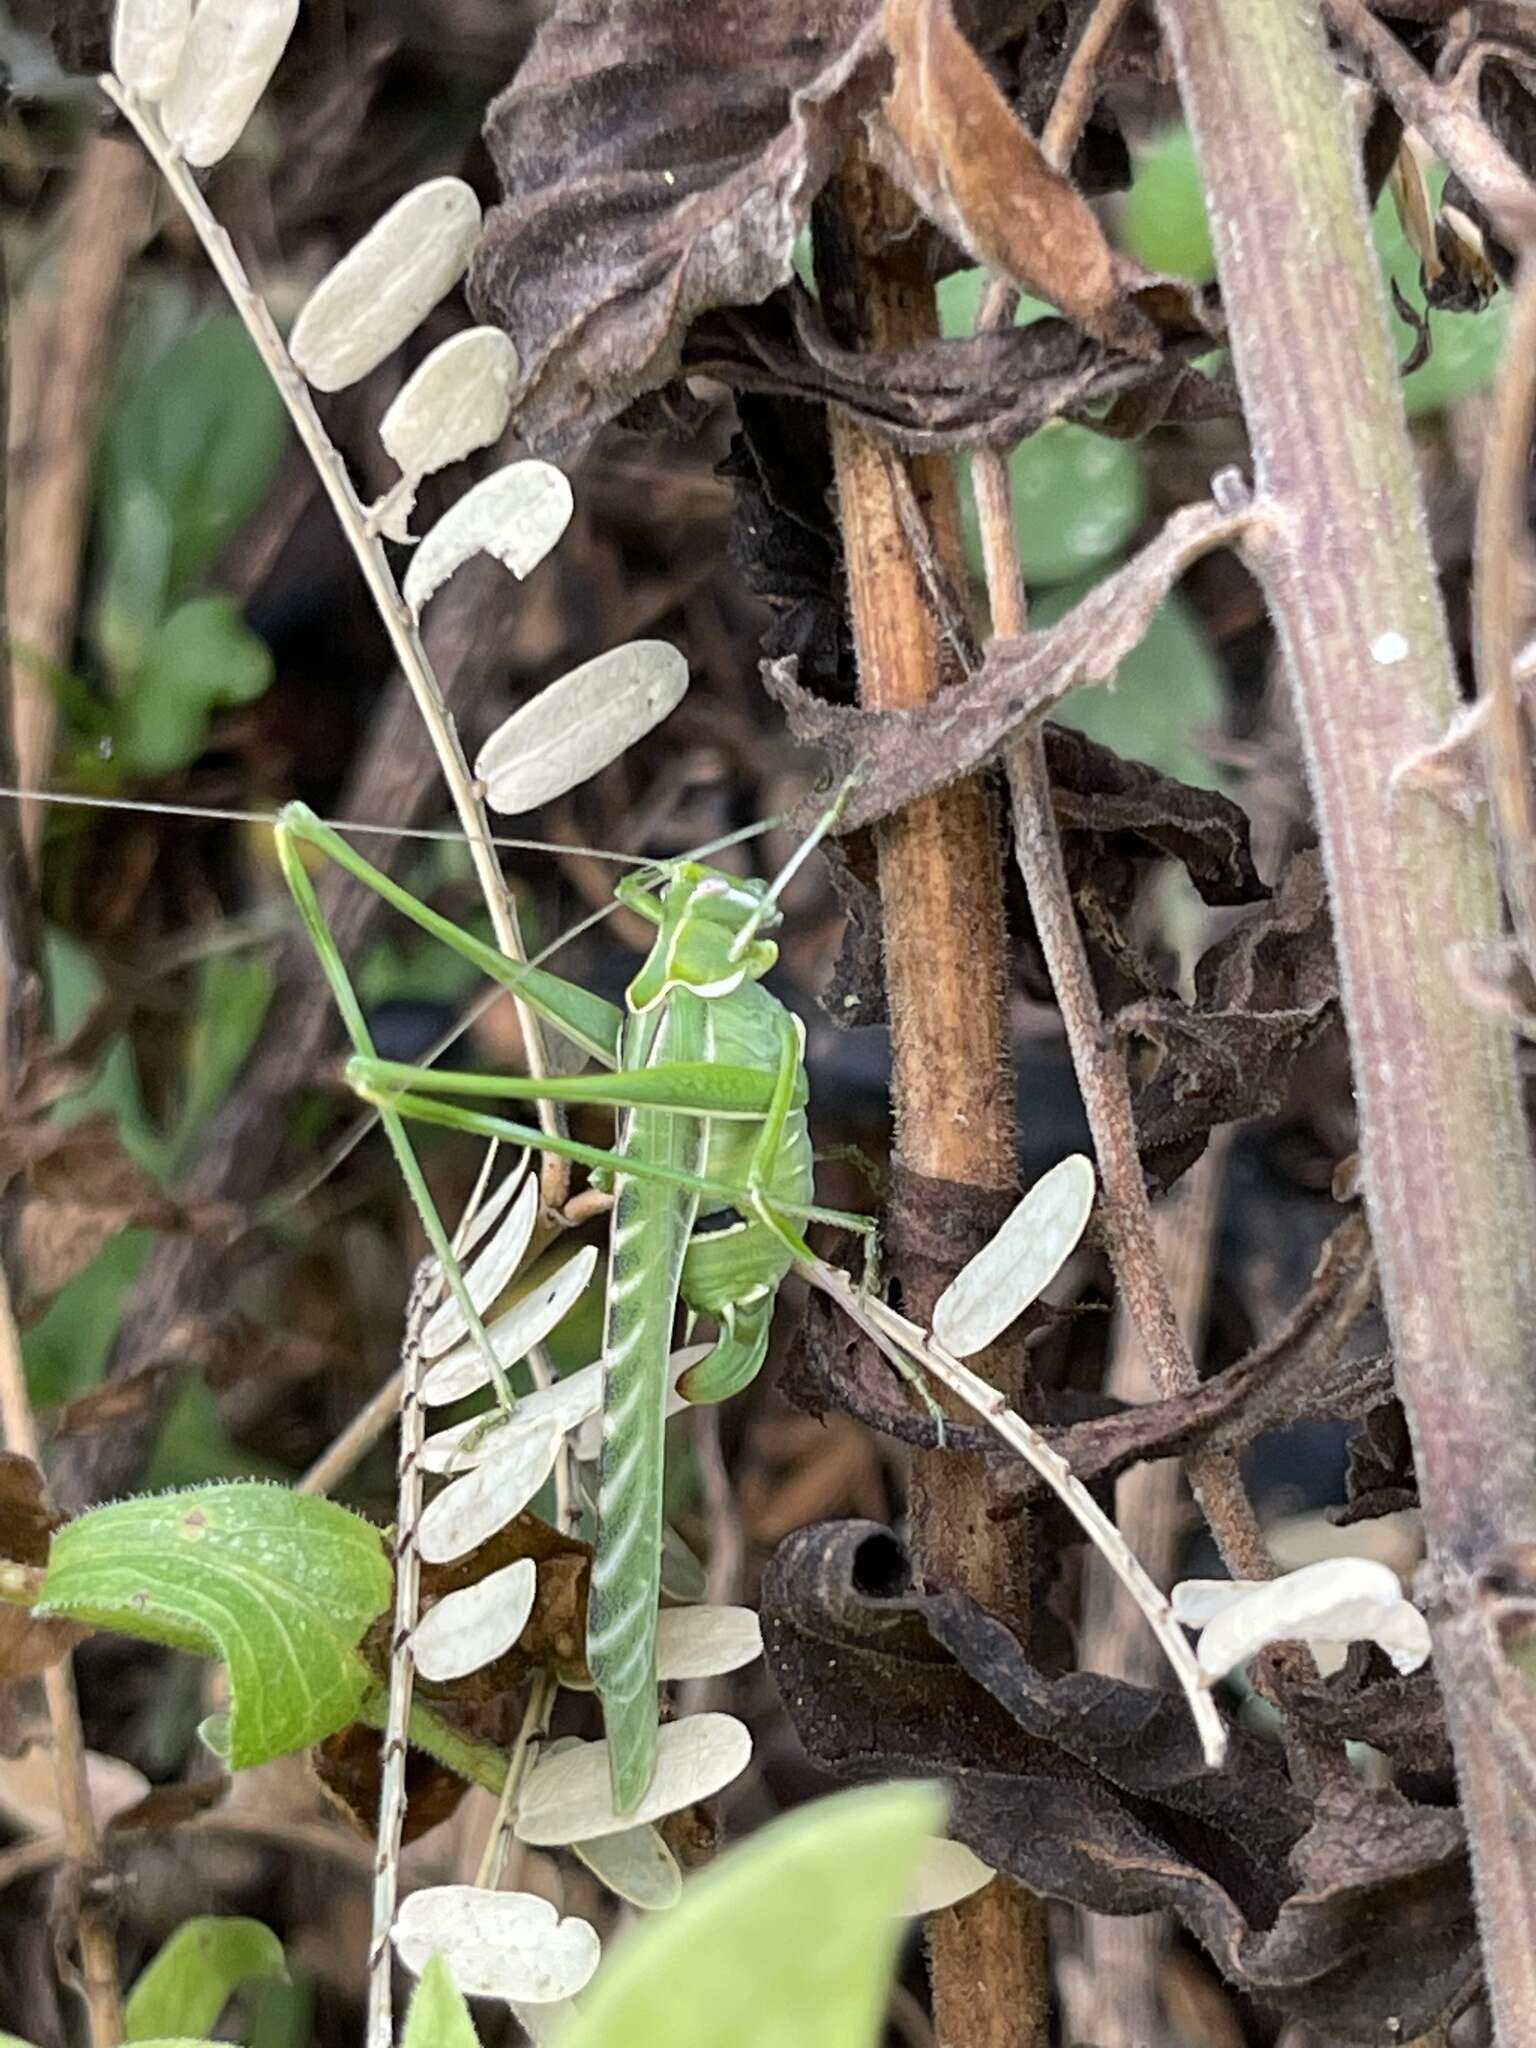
[762,1520,1474,2038]
[878,0,1151,355]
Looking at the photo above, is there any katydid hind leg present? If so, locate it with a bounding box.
[272,817,518,1410]
[277,802,624,1068]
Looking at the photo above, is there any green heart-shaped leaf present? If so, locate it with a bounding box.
[38,1484,391,1767]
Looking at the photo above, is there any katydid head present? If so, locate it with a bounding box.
[626,863,780,1012]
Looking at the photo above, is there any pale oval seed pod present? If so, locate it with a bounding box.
[111,0,193,98]
[901,1836,997,1916]
[421,1174,539,1360]
[416,1416,564,1565]
[571,1821,682,1911]
[421,1245,600,1407]
[158,0,299,168]
[1170,1579,1258,1630]
[448,1155,529,1264]
[515,1712,752,1846]
[393,1886,600,2004]
[289,179,482,394]
[653,1603,763,1681]
[932,1153,1096,1358]
[1192,1557,1432,1683]
[412,1556,537,1682]
[380,328,519,484]
[558,1599,763,1694]
[476,640,690,817]
[402,461,573,617]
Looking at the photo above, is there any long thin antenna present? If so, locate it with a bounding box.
[728,770,860,960]
[0,781,786,871]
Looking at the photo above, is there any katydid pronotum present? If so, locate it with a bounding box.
[275,788,895,1813]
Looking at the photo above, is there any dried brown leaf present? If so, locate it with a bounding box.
[763,499,1253,833]
[878,0,1150,354]
[313,1720,469,1846]
[105,1773,230,1836]
[687,293,1220,452]
[763,1520,1475,2037]
[0,1116,236,1317]
[0,1455,83,1683]
[1117,849,1339,1190]
[471,0,889,461]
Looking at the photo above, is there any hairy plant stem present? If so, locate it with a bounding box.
[1160,0,1536,2034]
[819,148,1049,2048]
[101,79,569,1210]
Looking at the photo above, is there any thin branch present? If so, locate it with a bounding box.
[6,134,151,857]
[819,144,1050,2048]
[1040,0,1137,168]
[364,1263,434,2048]
[100,78,569,1207]
[0,1263,123,2048]
[1325,0,1536,248]
[968,68,1275,1585]
[804,1258,1228,1770]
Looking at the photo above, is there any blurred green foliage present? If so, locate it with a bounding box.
[86,314,287,777]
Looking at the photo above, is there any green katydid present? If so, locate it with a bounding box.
[273,789,881,1814]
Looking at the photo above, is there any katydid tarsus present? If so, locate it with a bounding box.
[274,787,889,1813]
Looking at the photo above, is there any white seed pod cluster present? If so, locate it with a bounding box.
[1172,1559,1433,1683]
[933,1153,1095,1358]
[538,1739,683,1911]
[393,1886,600,2005]
[475,641,692,817]
[290,179,483,393]
[157,0,299,167]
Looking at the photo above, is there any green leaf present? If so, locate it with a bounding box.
[1122,127,1215,283]
[97,316,288,622]
[172,953,276,1163]
[402,1954,480,2048]
[115,595,275,777]
[125,1917,287,2043]
[960,425,1146,589]
[22,1230,154,1409]
[1041,582,1225,790]
[558,1782,944,2048]
[1121,128,1505,414]
[37,1484,393,1768]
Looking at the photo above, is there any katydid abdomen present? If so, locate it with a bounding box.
[587,994,705,1813]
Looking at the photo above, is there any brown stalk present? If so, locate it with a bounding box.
[1160,0,1536,2036]
[818,148,1050,2048]
[6,134,152,855]
[0,225,123,2048]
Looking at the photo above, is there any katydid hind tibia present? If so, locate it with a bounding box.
[274,798,873,1813]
